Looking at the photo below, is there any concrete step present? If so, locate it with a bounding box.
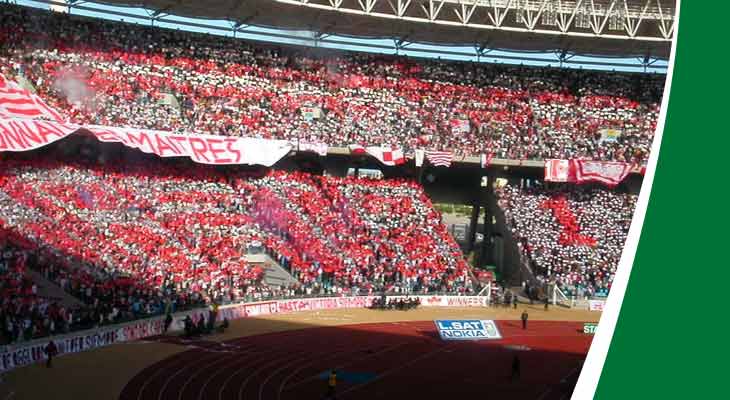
[26,269,85,308]
[260,255,298,288]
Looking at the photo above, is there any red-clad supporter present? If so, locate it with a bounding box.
[0,3,662,163]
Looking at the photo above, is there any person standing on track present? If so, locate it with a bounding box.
[44,340,58,368]
[163,312,173,334]
[544,297,549,311]
[521,310,528,330]
[326,369,337,399]
[511,355,521,381]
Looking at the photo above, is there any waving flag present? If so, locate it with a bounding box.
[480,153,494,168]
[415,149,425,167]
[425,150,453,167]
[348,144,366,155]
[0,77,64,122]
[366,146,405,166]
[545,159,575,182]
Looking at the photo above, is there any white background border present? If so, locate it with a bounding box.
[571,1,681,398]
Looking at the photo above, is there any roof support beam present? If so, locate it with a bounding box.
[524,0,550,31]
[101,0,675,46]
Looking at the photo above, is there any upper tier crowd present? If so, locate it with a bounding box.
[0,3,663,163]
[0,153,473,344]
[496,182,636,298]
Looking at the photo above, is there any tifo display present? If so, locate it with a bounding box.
[0,3,641,380]
[496,183,635,299]
[0,3,662,163]
[0,154,475,346]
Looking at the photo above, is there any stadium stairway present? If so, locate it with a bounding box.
[260,255,299,288]
[26,268,86,308]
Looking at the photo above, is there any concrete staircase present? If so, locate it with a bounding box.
[260,255,298,288]
[510,286,532,303]
[27,269,85,308]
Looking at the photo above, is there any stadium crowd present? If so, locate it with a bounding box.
[0,3,663,162]
[0,235,106,344]
[496,182,636,298]
[0,154,474,343]
[0,3,649,344]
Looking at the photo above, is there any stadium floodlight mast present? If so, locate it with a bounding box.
[273,0,676,42]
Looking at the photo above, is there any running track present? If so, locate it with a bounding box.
[119,320,592,400]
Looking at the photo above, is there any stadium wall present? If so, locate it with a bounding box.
[0,294,490,373]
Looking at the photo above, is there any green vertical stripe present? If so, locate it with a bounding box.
[595,1,728,398]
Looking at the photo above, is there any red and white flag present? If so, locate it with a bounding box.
[366,146,405,166]
[348,144,366,155]
[574,160,631,186]
[545,159,631,186]
[415,149,425,167]
[425,150,453,167]
[480,153,494,168]
[544,159,575,182]
[0,78,64,122]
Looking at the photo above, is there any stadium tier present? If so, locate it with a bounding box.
[0,3,663,163]
[0,155,473,344]
[0,2,653,348]
[496,182,636,299]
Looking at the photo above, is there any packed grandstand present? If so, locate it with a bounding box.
[0,1,657,346]
[0,3,664,162]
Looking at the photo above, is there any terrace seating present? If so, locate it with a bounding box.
[496,182,636,297]
[0,155,474,343]
[0,3,662,163]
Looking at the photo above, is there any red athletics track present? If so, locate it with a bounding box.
[119,320,592,400]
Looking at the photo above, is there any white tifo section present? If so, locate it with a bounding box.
[571,1,681,398]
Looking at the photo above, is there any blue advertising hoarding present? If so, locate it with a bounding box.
[434,320,502,341]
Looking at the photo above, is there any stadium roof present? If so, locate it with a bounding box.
[95,0,675,59]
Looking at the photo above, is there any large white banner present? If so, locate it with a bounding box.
[0,317,166,373]
[0,118,76,151]
[0,118,293,166]
[0,74,296,166]
[295,139,328,156]
[574,160,633,186]
[88,125,292,166]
